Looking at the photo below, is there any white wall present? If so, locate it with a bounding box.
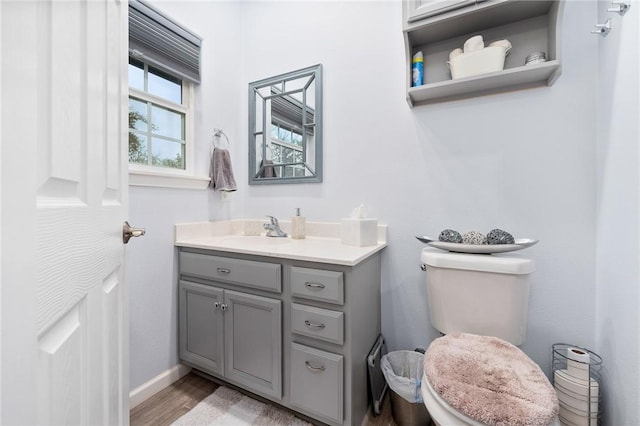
[127,5,635,424]
[128,187,208,389]
[595,1,640,424]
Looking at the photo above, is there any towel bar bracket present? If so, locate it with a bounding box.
[608,1,630,15]
[591,19,611,37]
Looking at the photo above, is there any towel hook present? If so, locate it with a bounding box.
[213,128,230,150]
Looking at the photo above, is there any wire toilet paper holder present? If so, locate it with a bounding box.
[552,343,603,425]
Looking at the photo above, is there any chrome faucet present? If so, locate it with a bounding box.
[263,215,287,237]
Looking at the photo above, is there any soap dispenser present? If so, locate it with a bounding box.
[291,208,306,240]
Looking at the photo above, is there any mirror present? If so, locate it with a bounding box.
[249,64,322,184]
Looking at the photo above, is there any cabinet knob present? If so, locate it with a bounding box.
[304,361,326,373]
[220,303,228,311]
[214,302,220,309]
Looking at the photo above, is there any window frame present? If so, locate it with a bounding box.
[270,122,306,177]
[127,0,205,189]
[128,60,208,189]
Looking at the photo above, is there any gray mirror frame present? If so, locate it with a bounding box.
[248,64,323,185]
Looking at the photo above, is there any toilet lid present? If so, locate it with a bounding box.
[424,333,559,426]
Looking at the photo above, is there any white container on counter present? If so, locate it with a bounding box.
[341,218,378,247]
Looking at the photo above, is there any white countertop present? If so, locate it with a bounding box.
[174,220,387,266]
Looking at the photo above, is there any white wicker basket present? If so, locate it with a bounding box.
[448,46,508,79]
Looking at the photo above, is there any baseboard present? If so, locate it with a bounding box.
[129,364,192,409]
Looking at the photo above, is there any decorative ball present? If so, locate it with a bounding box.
[438,229,462,243]
[487,228,515,245]
[462,231,487,245]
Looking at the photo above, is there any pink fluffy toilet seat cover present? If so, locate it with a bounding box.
[424,333,559,426]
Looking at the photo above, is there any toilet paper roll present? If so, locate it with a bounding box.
[566,347,591,381]
[559,405,598,426]
[555,369,598,397]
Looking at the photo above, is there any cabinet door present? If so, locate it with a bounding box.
[224,290,282,399]
[179,281,224,376]
[406,0,477,23]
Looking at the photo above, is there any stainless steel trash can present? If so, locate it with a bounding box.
[381,350,431,426]
[389,389,431,426]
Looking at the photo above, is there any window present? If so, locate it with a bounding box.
[128,0,206,188]
[263,85,316,179]
[128,58,189,171]
[270,121,305,177]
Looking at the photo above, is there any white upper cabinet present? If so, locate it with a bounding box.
[405,0,484,23]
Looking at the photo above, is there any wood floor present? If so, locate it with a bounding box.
[130,373,219,426]
[130,372,398,426]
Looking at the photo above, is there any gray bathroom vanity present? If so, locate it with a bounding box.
[175,220,387,426]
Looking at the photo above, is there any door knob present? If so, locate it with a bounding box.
[123,221,146,244]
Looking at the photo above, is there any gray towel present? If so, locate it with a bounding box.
[209,148,237,191]
[259,159,278,178]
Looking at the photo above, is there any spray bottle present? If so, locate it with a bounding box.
[412,51,424,87]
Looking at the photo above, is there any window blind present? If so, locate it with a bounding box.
[271,90,315,133]
[129,0,202,83]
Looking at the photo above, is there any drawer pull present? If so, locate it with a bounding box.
[305,361,326,373]
[304,320,326,330]
[305,282,325,290]
[216,267,231,274]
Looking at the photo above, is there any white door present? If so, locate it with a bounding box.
[1,1,131,425]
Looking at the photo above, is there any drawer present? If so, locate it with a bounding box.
[290,267,344,305]
[180,251,281,293]
[290,343,343,424]
[291,303,344,345]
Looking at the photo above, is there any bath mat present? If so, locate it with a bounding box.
[424,333,558,426]
[171,386,312,426]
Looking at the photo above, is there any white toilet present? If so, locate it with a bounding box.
[420,248,560,426]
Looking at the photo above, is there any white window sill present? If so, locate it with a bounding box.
[129,170,211,190]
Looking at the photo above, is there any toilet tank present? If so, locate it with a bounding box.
[421,249,534,345]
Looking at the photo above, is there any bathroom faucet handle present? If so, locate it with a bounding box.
[263,215,287,237]
[265,215,279,225]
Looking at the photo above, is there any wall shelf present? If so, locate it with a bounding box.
[403,0,563,106]
[408,60,560,105]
